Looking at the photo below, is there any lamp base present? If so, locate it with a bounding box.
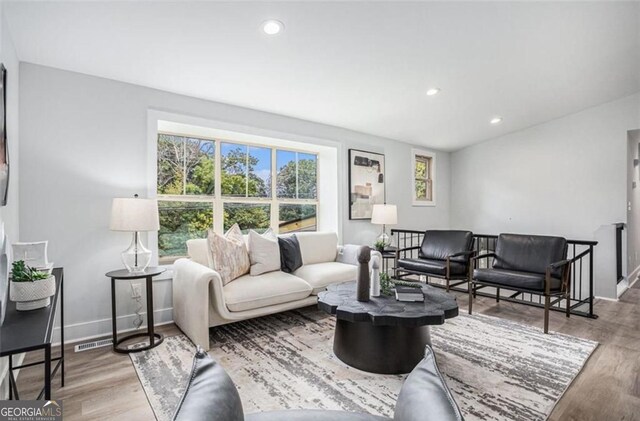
[377,232,390,247]
[122,232,152,273]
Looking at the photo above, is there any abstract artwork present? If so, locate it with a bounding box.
[348,149,385,220]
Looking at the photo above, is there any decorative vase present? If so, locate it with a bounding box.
[9,275,56,311]
[356,246,371,302]
[370,253,381,297]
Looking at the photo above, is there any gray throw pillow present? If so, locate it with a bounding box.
[278,234,303,273]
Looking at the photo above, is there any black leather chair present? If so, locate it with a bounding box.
[469,233,572,333]
[396,230,474,292]
[173,346,464,421]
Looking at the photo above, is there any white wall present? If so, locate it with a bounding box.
[626,130,640,281]
[451,93,640,298]
[451,94,639,238]
[19,63,451,341]
[0,0,19,400]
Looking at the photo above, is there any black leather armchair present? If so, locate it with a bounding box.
[469,233,572,333]
[396,230,474,292]
[173,346,464,421]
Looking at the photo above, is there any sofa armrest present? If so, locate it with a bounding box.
[337,245,380,267]
[394,346,464,421]
[546,258,572,294]
[448,250,475,259]
[173,258,224,350]
[472,252,495,261]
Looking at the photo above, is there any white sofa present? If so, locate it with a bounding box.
[172,232,381,349]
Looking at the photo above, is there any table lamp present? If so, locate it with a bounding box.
[110,195,159,273]
[371,204,397,246]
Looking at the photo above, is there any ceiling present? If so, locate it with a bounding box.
[5,1,640,151]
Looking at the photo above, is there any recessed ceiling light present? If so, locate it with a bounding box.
[490,116,503,125]
[262,20,284,35]
[426,88,441,96]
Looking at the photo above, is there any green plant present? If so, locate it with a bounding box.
[10,260,49,282]
[380,272,394,296]
[374,240,387,252]
[392,279,423,289]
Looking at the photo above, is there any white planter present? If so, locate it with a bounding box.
[9,276,56,311]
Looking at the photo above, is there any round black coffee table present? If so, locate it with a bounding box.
[317,281,458,374]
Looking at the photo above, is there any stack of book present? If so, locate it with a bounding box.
[395,286,425,302]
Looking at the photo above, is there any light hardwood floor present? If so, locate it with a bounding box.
[15,283,640,421]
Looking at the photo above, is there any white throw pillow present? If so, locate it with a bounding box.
[207,224,250,285]
[248,228,281,276]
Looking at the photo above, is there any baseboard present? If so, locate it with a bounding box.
[595,295,618,302]
[52,307,174,345]
[628,264,640,288]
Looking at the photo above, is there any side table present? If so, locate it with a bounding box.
[379,246,398,276]
[105,267,166,354]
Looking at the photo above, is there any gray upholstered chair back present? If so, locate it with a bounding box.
[419,231,474,263]
[173,348,244,421]
[493,234,567,277]
[394,346,464,421]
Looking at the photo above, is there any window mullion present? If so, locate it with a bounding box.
[214,141,224,233]
[271,148,279,233]
[182,137,187,195]
[295,152,299,199]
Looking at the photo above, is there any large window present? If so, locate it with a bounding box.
[411,149,436,206]
[157,133,318,263]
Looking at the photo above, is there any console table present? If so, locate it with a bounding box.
[106,267,165,354]
[318,281,458,374]
[0,267,64,400]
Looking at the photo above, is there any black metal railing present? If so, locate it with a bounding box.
[615,223,625,284]
[390,229,598,319]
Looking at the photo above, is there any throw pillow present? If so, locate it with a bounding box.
[248,228,281,276]
[207,224,250,285]
[278,234,303,273]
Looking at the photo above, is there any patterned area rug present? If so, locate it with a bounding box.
[130,307,597,421]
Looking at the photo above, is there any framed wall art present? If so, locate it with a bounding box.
[0,64,8,207]
[348,149,385,220]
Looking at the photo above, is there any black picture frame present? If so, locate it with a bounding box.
[0,64,8,207]
[348,149,386,220]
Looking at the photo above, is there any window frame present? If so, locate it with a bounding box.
[156,131,320,263]
[411,148,436,207]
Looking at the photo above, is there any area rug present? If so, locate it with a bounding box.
[130,307,597,421]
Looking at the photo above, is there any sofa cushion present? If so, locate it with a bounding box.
[249,229,281,276]
[398,258,467,276]
[186,238,213,268]
[296,232,339,265]
[493,234,567,277]
[224,271,312,312]
[173,349,244,421]
[293,262,357,294]
[474,268,562,291]
[420,230,473,263]
[279,234,304,273]
[208,224,250,285]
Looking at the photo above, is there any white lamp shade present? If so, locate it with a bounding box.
[371,204,398,225]
[110,197,160,232]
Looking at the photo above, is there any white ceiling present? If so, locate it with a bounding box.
[5,1,640,151]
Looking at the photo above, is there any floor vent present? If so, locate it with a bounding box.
[74,338,113,352]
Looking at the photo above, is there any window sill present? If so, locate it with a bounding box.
[412,201,436,207]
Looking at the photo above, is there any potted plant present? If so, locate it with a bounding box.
[374,239,387,252]
[9,260,55,311]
